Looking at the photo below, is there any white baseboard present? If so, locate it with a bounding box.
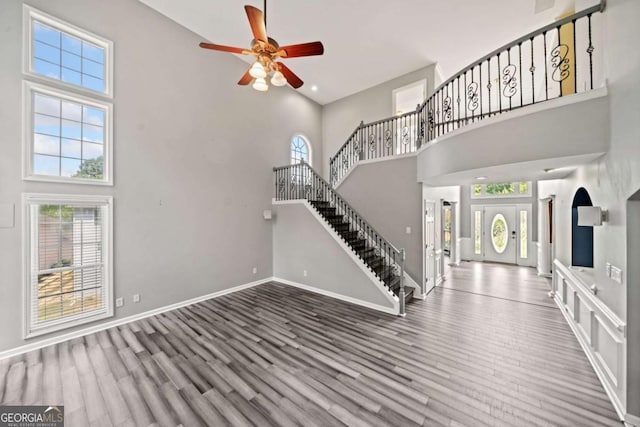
[273,277,399,316]
[0,277,272,361]
[626,413,640,427]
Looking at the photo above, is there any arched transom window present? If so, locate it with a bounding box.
[290,135,311,165]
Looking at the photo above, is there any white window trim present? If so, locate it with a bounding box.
[23,80,114,186]
[22,193,114,339]
[470,181,532,199]
[291,133,312,166]
[23,4,114,99]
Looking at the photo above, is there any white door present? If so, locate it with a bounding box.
[483,206,517,263]
[424,201,436,293]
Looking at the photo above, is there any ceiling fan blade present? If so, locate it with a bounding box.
[245,5,267,44]
[277,41,324,58]
[278,63,304,89]
[238,65,253,85]
[199,42,248,55]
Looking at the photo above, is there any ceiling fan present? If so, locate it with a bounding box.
[199,0,324,92]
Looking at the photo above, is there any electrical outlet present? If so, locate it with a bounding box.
[116,297,124,307]
[611,266,622,284]
[303,270,308,277]
[252,267,257,274]
[605,262,612,277]
[133,294,140,303]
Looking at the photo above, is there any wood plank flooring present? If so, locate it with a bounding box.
[441,261,557,308]
[0,265,622,426]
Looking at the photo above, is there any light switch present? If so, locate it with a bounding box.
[0,203,15,228]
[611,266,622,284]
[405,226,411,234]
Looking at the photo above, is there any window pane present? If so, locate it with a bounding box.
[473,184,482,196]
[474,211,482,254]
[82,58,104,79]
[61,33,81,54]
[491,214,508,254]
[30,89,108,181]
[61,68,82,86]
[34,40,60,64]
[34,133,60,156]
[82,124,104,143]
[81,75,105,93]
[82,42,104,63]
[33,154,60,176]
[61,119,81,139]
[76,156,103,179]
[82,142,103,160]
[83,107,104,126]
[34,94,61,116]
[61,138,82,158]
[33,22,60,47]
[486,183,515,195]
[519,182,529,194]
[31,19,108,95]
[61,101,82,121]
[61,51,81,71]
[34,113,60,136]
[61,157,82,177]
[33,58,60,79]
[520,210,528,259]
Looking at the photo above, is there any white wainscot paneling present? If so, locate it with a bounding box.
[553,260,626,421]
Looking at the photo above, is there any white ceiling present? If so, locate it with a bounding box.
[139,0,583,105]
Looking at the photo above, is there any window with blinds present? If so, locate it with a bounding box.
[24,194,113,338]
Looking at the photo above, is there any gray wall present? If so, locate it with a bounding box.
[536,0,640,416]
[0,0,322,352]
[272,202,395,309]
[336,156,422,283]
[459,183,539,239]
[321,64,437,178]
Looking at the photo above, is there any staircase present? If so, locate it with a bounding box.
[309,200,413,304]
[273,161,412,314]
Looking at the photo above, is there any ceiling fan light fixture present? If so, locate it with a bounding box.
[253,77,269,91]
[249,61,267,79]
[271,70,287,87]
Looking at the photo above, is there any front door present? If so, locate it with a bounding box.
[424,201,436,293]
[482,205,517,263]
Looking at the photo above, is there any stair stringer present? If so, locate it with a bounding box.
[272,199,399,315]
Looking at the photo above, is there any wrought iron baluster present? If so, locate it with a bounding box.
[543,30,549,100]
[530,37,535,104]
[587,14,594,90]
[518,43,523,107]
[572,18,577,94]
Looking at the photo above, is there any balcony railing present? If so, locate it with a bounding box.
[329,1,605,186]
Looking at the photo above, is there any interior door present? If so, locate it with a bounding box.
[424,201,436,293]
[483,205,517,264]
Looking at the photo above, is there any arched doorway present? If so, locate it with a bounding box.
[571,187,594,267]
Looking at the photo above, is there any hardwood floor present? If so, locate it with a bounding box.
[441,261,556,308]
[0,267,622,426]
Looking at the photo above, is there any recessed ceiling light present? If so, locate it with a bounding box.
[543,168,555,173]
[311,85,318,92]
[476,176,487,181]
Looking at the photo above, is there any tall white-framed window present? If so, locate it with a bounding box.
[23,81,113,185]
[290,134,311,166]
[23,5,114,98]
[23,193,113,338]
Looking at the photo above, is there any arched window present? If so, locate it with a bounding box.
[290,135,311,166]
[572,187,594,268]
